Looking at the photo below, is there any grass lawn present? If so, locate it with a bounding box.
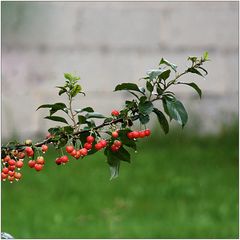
[1,124,238,238]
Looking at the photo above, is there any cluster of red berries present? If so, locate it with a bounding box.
[28,156,45,171]
[110,140,122,152]
[127,129,151,139]
[1,155,24,183]
[55,155,69,165]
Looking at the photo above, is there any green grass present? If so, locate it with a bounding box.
[1,124,239,238]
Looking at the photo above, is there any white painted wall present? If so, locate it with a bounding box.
[2,2,238,139]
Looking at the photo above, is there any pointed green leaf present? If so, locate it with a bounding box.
[115,83,143,93]
[153,108,169,134]
[138,101,154,115]
[139,113,150,124]
[36,104,53,111]
[165,98,188,127]
[159,58,177,72]
[180,82,202,98]
[159,69,171,80]
[45,116,68,124]
[187,67,204,77]
[70,84,82,97]
[146,81,153,92]
[85,112,105,119]
[146,69,164,80]
[78,115,86,124]
[203,51,209,61]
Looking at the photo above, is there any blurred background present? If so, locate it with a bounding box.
[1,1,238,239]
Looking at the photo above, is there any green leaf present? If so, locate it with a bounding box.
[48,127,61,135]
[85,112,105,119]
[162,98,172,120]
[139,113,150,124]
[104,117,113,123]
[118,129,137,150]
[203,51,209,61]
[146,69,164,80]
[180,82,202,98]
[78,115,86,124]
[36,104,53,111]
[45,116,68,124]
[74,107,94,113]
[59,88,67,96]
[70,84,82,97]
[159,69,171,80]
[159,58,177,72]
[165,98,188,127]
[146,81,153,92]
[187,67,204,77]
[153,108,169,134]
[114,83,143,93]
[50,103,67,115]
[138,101,154,115]
[139,96,147,103]
[62,126,74,134]
[64,73,73,81]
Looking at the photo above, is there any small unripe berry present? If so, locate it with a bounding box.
[41,145,48,152]
[28,160,36,168]
[36,156,45,165]
[112,131,119,138]
[95,143,102,151]
[111,109,120,116]
[86,136,95,143]
[16,161,24,169]
[66,145,74,153]
[144,129,151,136]
[84,143,92,150]
[34,164,43,171]
[25,139,32,145]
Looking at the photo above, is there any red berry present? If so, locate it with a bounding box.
[99,140,107,148]
[139,131,146,138]
[86,136,95,143]
[2,167,9,174]
[132,131,139,139]
[8,176,14,183]
[25,147,34,157]
[8,171,15,177]
[114,140,122,148]
[111,109,120,116]
[112,131,119,138]
[66,145,74,153]
[34,164,43,171]
[36,156,45,165]
[95,143,102,150]
[111,145,119,152]
[55,158,62,165]
[28,160,36,168]
[70,149,77,157]
[61,155,69,163]
[144,129,151,136]
[127,132,134,139]
[84,143,92,150]
[3,156,11,163]
[46,133,51,139]
[14,172,22,180]
[17,152,25,159]
[8,159,16,166]
[80,148,88,156]
[15,161,24,169]
[1,172,7,180]
[41,144,48,152]
[75,150,81,159]
[8,165,16,171]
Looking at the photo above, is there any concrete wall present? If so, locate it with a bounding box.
[2,2,238,140]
